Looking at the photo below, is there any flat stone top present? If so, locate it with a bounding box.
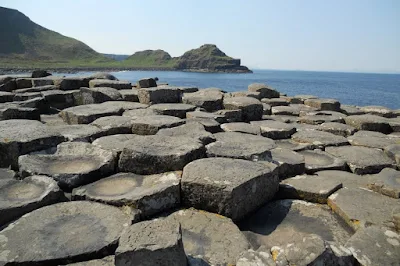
[345,114,389,123]
[72,171,181,200]
[123,108,158,117]
[149,103,196,110]
[61,103,123,116]
[91,116,133,128]
[220,122,261,135]
[0,201,130,265]
[248,83,276,91]
[281,174,342,195]
[156,122,215,143]
[299,150,343,166]
[319,122,356,130]
[326,146,395,167]
[0,119,62,142]
[93,134,138,153]
[103,101,147,110]
[213,131,276,147]
[250,120,296,131]
[182,158,277,189]
[315,170,372,189]
[304,98,339,104]
[131,115,183,126]
[224,96,262,106]
[123,135,203,156]
[270,148,305,165]
[292,130,349,146]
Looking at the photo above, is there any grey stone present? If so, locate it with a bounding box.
[185,117,221,133]
[229,90,261,99]
[224,96,263,121]
[41,89,76,110]
[304,98,341,111]
[101,101,147,112]
[0,120,65,168]
[299,150,347,174]
[138,87,182,104]
[326,146,396,174]
[186,110,226,123]
[299,113,345,125]
[122,108,158,117]
[92,134,138,158]
[388,117,400,132]
[367,168,400,198]
[88,72,118,80]
[31,70,51,78]
[261,98,289,107]
[42,114,67,126]
[214,109,243,122]
[262,103,272,115]
[66,256,115,266]
[328,187,400,231]
[13,92,42,101]
[347,130,399,149]
[0,75,16,92]
[278,174,342,203]
[73,171,181,218]
[170,208,251,265]
[91,116,134,135]
[0,201,130,265]
[275,139,315,151]
[251,120,297,140]
[119,89,139,102]
[340,105,365,116]
[156,122,216,145]
[0,175,66,226]
[31,77,55,87]
[0,168,16,185]
[221,122,261,135]
[268,148,305,179]
[360,105,396,118]
[182,89,224,112]
[13,96,48,113]
[49,124,106,142]
[54,77,89,90]
[13,85,59,93]
[0,103,40,121]
[80,87,122,104]
[239,200,352,250]
[136,78,157,88]
[236,246,275,266]
[344,114,392,133]
[181,158,279,221]
[131,115,184,135]
[118,135,205,174]
[15,78,33,89]
[149,103,196,118]
[271,105,300,116]
[292,130,349,148]
[115,218,186,266]
[345,226,400,266]
[248,83,280,99]
[206,132,276,160]
[89,79,132,90]
[290,95,318,104]
[318,122,357,137]
[0,91,14,103]
[59,103,124,124]
[19,142,116,190]
[385,144,400,166]
[315,170,373,189]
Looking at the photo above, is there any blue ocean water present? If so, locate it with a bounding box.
[68,69,400,109]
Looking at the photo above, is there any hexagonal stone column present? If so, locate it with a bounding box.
[0,201,130,265]
[60,103,124,124]
[115,218,186,266]
[88,79,132,89]
[149,103,196,118]
[138,87,182,104]
[298,150,347,174]
[291,130,349,148]
[156,122,216,145]
[19,142,116,190]
[131,115,185,135]
[72,171,181,219]
[181,158,279,221]
[248,83,280,98]
[182,88,224,112]
[223,96,263,121]
[304,98,341,111]
[118,135,205,174]
[0,175,66,226]
[344,114,392,133]
[251,120,297,139]
[0,119,65,168]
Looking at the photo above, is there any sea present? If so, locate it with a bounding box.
[63,69,400,109]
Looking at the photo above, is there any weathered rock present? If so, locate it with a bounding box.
[19,142,116,190]
[299,113,345,125]
[347,130,399,149]
[122,108,158,117]
[66,256,115,266]
[315,170,372,189]
[15,77,33,89]
[271,105,300,116]
[0,168,16,185]
[0,91,14,103]
[31,77,55,87]
[181,158,279,221]
[214,109,243,122]
[261,98,289,107]
[262,103,272,115]
[224,96,263,121]
[13,96,49,113]
[92,134,137,158]
[385,144,400,166]
[388,117,400,132]
[267,148,305,179]
[275,139,314,151]
[340,104,365,116]
[0,103,40,120]
[115,218,186,266]
[31,70,51,78]
[182,89,224,112]
[49,124,106,142]
[366,168,400,198]
[54,77,90,90]
[131,115,184,135]
[326,146,396,174]
[229,90,261,99]
[344,114,392,133]
[360,105,396,118]
[88,72,118,80]
[185,117,221,133]
[138,87,182,104]
[290,95,318,104]
[318,122,357,137]
[278,174,342,203]
[0,201,130,265]
[299,150,347,174]
[59,103,124,124]
[328,187,399,231]
[73,171,181,218]
[239,200,352,250]
[345,226,399,266]
[0,175,66,226]
[220,122,261,135]
[89,79,132,90]
[0,120,65,168]
[0,75,16,92]
[248,83,280,98]
[13,84,59,93]
[156,122,215,145]
[304,98,341,111]
[91,116,134,135]
[41,89,77,110]
[118,135,205,174]
[171,208,251,265]
[136,78,157,88]
[149,103,196,118]
[206,132,276,160]
[13,91,42,101]
[251,120,297,140]
[186,110,226,123]
[236,246,276,266]
[80,87,122,104]
[119,89,139,102]
[292,130,349,148]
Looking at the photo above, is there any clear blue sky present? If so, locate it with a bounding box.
[1,0,400,73]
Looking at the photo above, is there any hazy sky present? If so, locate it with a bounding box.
[2,0,400,73]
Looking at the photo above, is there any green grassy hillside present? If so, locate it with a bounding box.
[121,50,176,68]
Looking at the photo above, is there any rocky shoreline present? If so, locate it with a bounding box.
[0,72,399,265]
